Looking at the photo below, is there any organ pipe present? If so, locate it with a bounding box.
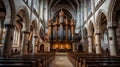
[47,10,75,42]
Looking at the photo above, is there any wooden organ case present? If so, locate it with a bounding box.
[47,10,75,52]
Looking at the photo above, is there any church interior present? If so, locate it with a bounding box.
[0,0,120,67]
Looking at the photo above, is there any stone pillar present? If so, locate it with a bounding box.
[73,43,76,52]
[108,26,117,56]
[95,33,102,54]
[32,35,38,53]
[2,24,15,58]
[88,36,93,53]
[21,31,29,55]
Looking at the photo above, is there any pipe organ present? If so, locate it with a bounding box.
[48,10,75,42]
[47,10,75,51]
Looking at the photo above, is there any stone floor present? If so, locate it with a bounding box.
[49,52,74,67]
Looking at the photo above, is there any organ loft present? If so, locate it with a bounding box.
[0,0,120,67]
[47,10,78,52]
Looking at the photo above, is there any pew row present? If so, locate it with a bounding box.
[68,52,120,67]
[0,52,55,67]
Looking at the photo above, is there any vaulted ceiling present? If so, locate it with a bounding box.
[48,0,80,20]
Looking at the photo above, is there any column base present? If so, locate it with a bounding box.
[96,46,102,54]
[88,46,93,53]
[110,46,117,56]
[34,46,38,53]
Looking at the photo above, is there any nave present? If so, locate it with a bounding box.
[0,0,120,67]
[49,53,73,67]
[0,52,120,67]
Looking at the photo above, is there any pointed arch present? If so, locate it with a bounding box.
[108,0,120,26]
[3,0,16,25]
[16,6,30,32]
[95,10,107,33]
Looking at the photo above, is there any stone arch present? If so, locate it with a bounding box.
[16,6,30,32]
[78,44,83,52]
[2,0,16,24]
[15,6,30,53]
[108,0,120,26]
[53,9,72,20]
[52,4,76,19]
[40,44,45,52]
[95,10,107,33]
[87,21,94,36]
[96,10,108,51]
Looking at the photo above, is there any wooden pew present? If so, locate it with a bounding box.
[82,57,120,67]
[11,52,55,67]
[0,58,37,67]
[68,52,120,67]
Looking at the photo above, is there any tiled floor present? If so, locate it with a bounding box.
[49,53,74,67]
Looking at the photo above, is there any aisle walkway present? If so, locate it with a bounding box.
[49,53,74,67]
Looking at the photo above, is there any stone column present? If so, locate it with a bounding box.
[2,24,15,58]
[73,43,76,52]
[88,36,93,53]
[21,31,29,55]
[32,35,38,53]
[108,26,117,56]
[95,33,102,54]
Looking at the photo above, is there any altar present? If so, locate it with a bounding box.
[50,42,72,52]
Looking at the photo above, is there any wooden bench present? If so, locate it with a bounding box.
[68,52,120,67]
[11,52,55,67]
[0,58,37,67]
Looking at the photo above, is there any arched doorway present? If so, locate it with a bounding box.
[40,44,44,52]
[78,44,83,52]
